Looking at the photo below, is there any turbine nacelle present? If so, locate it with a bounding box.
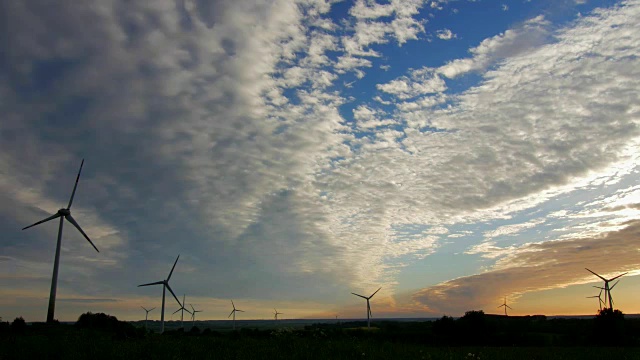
[58,208,71,216]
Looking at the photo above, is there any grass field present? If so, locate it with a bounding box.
[3,331,640,360]
[2,311,640,360]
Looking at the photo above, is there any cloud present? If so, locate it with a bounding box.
[377,68,447,99]
[413,219,640,314]
[438,15,551,78]
[436,28,456,40]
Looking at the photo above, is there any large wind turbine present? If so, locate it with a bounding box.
[172,294,192,330]
[228,300,244,330]
[497,296,513,316]
[592,280,620,310]
[141,306,155,330]
[21,159,99,323]
[585,268,626,310]
[190,304,202,329]
[351,287,381,328]
[273,309,283,321]
[138,255,184,333]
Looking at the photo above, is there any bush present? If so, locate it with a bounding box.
[593,308,626,345]
[11,317,27,333]
[75,312,141,339]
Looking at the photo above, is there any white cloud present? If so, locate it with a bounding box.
[377,68,447,99]
[436,28,456,40]
[438,15,551,78]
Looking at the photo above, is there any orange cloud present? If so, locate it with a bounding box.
[413,220,640,315]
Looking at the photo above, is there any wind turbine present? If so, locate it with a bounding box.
[21,159,99,323]
[138,255,184,333]
[498,296,512,316]
[351,287,381,328]
[141,306,155,330]
[587,288,605,311]
[585,268,626,310]
[189,304,202,329]
[172,294,192,330]
[273,309,283,321]
[592,280,621,310]
[228,300,244,330]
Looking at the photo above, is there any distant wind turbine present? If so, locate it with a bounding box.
[21,159,99,323]
[141,306,155,330]
[138,255,184,333]
[172,294,192,330]
[351,287,381,328]
[585,268,626,310]
[498,297,512,316]
[273,309,283,321]
[228,300,244,330]
[190,304,202,329]
[587,287,605,311]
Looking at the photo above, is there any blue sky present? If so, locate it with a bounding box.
[1,0,640,322]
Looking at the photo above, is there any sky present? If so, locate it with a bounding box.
[1,0,640,322]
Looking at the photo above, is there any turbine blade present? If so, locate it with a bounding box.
[231,300,235,309]
[184,309,193,315]
[190,304,195,312]
[237,310,244,312]
[165,283,182,307]
[65,214,99,252]
[138,280,164,287]
[167,255,180,280]
[228,310,234,318]
[173,308,181,315]
[609,272,627,281]
[351,292,367,299]
[150,307,155,311]
[22,213,61,230]
[585,268,606,281]
[67,159,84,209]
[369,287,382,298]
[506,305,513,309]
[141,306,147,311]
[610,280,620,290]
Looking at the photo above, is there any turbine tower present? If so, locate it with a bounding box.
[189,304,202,329]
[22,159,99,323]
[585,268,626,310]
[351,287,381,328]
[273,309,283,321]
[592,280,620,310]
[228,300,244,330]
[497,296,512,316]
[138,255,184,333]
[141,306,155,330]
[172,294,192,330]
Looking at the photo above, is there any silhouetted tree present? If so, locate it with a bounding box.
[433,315,456,343]
[593,308,626,345]
[11,317,27,333]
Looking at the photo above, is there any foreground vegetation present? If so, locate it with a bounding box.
[1,310,640,359]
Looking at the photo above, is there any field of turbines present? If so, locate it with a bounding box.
[7,159,640,358]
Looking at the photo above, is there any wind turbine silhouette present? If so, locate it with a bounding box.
[273,309,283,321]
[141,306,155,330]
[173,294,192,330]
[592,280,620,310]
[189,304,202,329]
[585,268,626,310]
[498,297,512,316]
[587,288,605,311]
[351,287,381,328]
[228,300,244,330]
[138,255,184,333]
[22,159,99,323]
